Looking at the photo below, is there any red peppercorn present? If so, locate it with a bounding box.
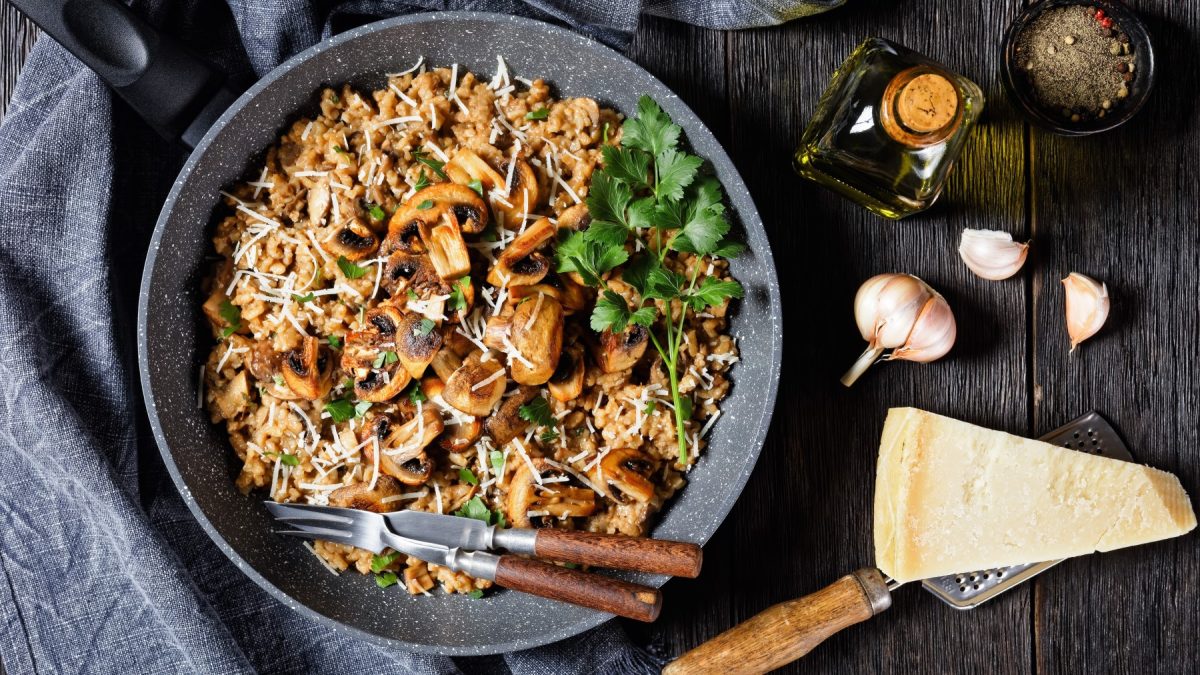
[1095,9,1106,18]
[1100,17,1114,28]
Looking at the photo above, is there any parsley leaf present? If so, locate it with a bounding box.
[467,179,484,196]
[454,496,498,525]
[324,398,356,423]
[585,172,632,232]
[490,450,506,476]
[591,289,633,333]
[333,145,350,156]
[414,318,436,336]
[413,169,430,192]
[416,199,434,210]
[459,467,479,485]
[337,256,368,279]
[375,571,399,588]
[467,589,485,599]
[371,551,402,573]
[712,238,747,258]
[367,203,386,221]
[654,148,703,203]
[644,400,657,415]
[291,292,315,303]
[686,277,744,311]
[525,107,549,120]
[412,149,447,179]
[601,145,651,189]
[518,396,556,428]
[218,299,242,338]
[449,279,469,313]
[582,219,630,248]
[404,380,428,404]
[279,453,300,467]
[326,334,342,349]
[622,95,681,158]
[556,232,628,286]
[539,428,560,444]
[619,254,658,297]
[385,350,399,365]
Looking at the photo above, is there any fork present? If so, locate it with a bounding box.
[266,502,663,622]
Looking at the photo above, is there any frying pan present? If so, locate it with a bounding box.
[13,0,783,654]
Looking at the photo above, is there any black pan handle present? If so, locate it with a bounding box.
[9,0,239,148]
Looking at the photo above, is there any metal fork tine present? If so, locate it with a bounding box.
[273,529,365,548]
[264,501,357,524]
[271,515,362,531]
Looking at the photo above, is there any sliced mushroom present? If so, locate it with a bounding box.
[420,210,471,280]
[487,217,556,287]
[322,220,380,261]
[307,180,331,226]
[592,324,649,373]
[505,457,597,528]
[280,336,334,400]
[416,183,489,234]
[329,475,405,512]
[382,201,437,255]
[442,351,507,416]
[354,364,411,402]
[555,203,592,232]
[483,385,539,446]
[363,410,442,486]
[429,347,464,382]
[422,377,483,451]
[592,448,657,504]
[445,148,506,192]
[482,314,511,351]
[395,312,443,379]
[213,370,250,419]
[493,159,540,227]
[343,306,412,402]
[381,251,446,299]
[548,343,585,402]
[509,277,588,314]
[508,293,563,385]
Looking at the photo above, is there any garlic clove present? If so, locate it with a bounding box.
[860,274,932,349]
[1062,272,1110,351]
[958,229,1030,281]
[889,293,957,363]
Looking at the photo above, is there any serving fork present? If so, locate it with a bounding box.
[266,502,679,621]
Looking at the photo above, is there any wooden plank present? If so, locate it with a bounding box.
[0,5,37,120]
[623,14,737,660]
[1030,2,1200,673]
[717,1,1031,672]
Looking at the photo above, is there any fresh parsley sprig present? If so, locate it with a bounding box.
[555,96,744,465]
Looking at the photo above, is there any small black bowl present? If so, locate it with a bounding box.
[1001,0,1155,135]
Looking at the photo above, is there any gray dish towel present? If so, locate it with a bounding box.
[0,1,836,673]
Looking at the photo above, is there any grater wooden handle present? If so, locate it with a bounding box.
[663,568,891,675]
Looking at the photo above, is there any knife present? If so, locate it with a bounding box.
[384,510,703,578]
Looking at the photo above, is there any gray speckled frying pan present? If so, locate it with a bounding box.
[14,1,782,655]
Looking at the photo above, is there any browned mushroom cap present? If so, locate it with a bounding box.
[442,351,506,416]
[411,182,489,234]
[508,292,563,385]
[445,148,505,193]
[548,343,585,402]
[556,203,592,232]
[329,475,405,512]
[509,277,589,314]
[419,210,471,281]
[592,324,649,373]
[280,336,334,400]
[421,377,484,451]
[246,339,281,382]
[505,457,597,528]
[395,312,443,379]
[353,364,411,402]
[381,251,446,299]
[487,217,556,288]
[322,220,380,262]
[363,409,443,485]
[493,159,540,228]
[483,385,539,446]
[382,201,437,255]
[342,306,412,402]
[592,448,657,504]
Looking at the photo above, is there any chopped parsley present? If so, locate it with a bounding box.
[413,169,430,192]
[518,396,555,428]
[366,203,386,221]
[449,279,469,313]
[291,292,315,304]
[525,107,549,121]
[458,467,479,485]
[643,400,657,415]
[414,318,436,336]
[467,179,484,196]
[329,91,340,104]
[326,334,342,349]
[554,95,744,465]
[412,149,447,179]
[375,571,399,588]
[324,397,370,424]
[467,589,485,599]
[371,551,402,573]
[218,299,242,339]
[402,380,427,404]
[407,289,419,301]
[279,453,300,467]
[539,428,560,444]
[273,374,285,388]
[416,199,434,210]
[332,145,350,156]
[489,450,506,476]
[337,255,368,279]
[372,351,398,368]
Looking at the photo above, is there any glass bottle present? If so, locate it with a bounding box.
[793,38,984,219]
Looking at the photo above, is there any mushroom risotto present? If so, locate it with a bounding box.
[202,58,743,595]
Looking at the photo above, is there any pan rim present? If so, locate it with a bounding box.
[137,9,782,655]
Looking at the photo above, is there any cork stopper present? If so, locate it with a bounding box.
[896,73,958,133]
[880,67,963,147]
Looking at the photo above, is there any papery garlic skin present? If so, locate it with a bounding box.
[1062,272,1109,351]
[843,273,957,386]
[958,229,1029,281]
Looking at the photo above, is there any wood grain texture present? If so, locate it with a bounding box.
[492,555,662,623]
[664,570,888,674]
[533,529,703,578]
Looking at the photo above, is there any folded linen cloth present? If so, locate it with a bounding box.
[0,1,836,673]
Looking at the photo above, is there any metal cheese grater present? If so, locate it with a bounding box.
[918,411,1133,609]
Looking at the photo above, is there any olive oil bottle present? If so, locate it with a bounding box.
[794,38,984,219]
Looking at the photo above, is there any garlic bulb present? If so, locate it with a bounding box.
[842,274,957,386]
[958,229,1029,280]
[1062,272,1109,351]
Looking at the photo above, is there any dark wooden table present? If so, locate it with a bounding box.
[4,2,1198,672]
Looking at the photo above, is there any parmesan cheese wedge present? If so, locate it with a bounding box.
[874,407,1196,583]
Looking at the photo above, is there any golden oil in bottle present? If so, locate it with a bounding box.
[794,38,984,219]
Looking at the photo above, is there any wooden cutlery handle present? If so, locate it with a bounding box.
[663,569,891,674]
[494,555,662,622]
[533,529,703,578]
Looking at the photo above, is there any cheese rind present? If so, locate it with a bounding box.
[873,408,1197,583]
